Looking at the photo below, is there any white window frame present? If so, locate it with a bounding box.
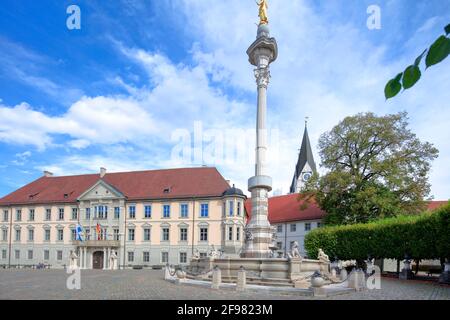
[179,252,187,264]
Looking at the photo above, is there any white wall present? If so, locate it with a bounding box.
[272,219,322,257]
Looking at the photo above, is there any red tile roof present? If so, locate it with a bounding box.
[426,201,448,211]
[244,194,448,224]
[245,193,326,224]
[0,167,231,206]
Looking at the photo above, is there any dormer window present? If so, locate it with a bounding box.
[28,193,39,200]
[163,187,171,194]
[64,194,69,199]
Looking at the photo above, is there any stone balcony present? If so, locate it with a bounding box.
[72,240,120,248]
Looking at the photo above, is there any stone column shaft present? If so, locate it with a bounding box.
[240,24,277,259]
[256,84,268,176]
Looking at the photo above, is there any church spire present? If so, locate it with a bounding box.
[290,119,317,193]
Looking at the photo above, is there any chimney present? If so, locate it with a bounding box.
[226,180,231,186]
[43,171,53,177]
[100,167,107,178]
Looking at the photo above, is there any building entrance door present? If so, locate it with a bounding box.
[93,251,104,269]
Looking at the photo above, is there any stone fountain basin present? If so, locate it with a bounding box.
[189,257,329,281]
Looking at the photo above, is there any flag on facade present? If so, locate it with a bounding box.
[96,223,101,240]
[75,224,85,241]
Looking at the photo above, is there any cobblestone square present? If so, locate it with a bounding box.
[0,270,449,300]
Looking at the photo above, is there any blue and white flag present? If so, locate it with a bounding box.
[75,224,85,241]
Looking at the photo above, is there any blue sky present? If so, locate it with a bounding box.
[0,0,449,199]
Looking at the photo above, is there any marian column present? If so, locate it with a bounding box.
[241,1,278,258]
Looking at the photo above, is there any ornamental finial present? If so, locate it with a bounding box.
[256,0,269,25]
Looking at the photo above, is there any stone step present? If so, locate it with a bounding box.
[214,275,295,287]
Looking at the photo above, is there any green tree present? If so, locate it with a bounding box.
[301,112,439,225]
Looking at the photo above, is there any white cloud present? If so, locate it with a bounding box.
[11,151,32,166]
[0,97,158,150]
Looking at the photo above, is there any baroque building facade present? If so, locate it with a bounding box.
[0,167,246,269]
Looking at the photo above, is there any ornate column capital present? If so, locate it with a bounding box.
[254,67,270,88]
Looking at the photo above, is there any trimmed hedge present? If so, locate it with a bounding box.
[305,202,450,261]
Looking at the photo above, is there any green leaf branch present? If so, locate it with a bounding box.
[385,23,450,100]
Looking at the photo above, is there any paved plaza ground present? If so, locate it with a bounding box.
[0,269,449,300]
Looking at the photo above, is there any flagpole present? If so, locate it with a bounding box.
[89,206,92,241]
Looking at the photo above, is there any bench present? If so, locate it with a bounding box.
[427,268,442,276]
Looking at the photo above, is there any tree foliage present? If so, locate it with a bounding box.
[385,23,450,99]
[300,112,438,225]
[304,202,450,261]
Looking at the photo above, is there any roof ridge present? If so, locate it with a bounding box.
[43,166,216,178]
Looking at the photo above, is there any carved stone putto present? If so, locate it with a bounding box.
[245,229,253,241]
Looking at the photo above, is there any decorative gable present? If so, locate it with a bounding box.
[77,180,125,201]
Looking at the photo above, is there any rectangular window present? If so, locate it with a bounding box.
[57,229,64,241]
[114,207,120,219]
[28,250,33,260]
[46,208,52,221]
[15,229,21,241]
[200,203,209,218]
[57,250,63,261]
[71,229,77,241]
[28,229,34,241]
[317,222,322,228]
[229,201,234,216]
[128,229,135,241]
[2,229,7,241]
[58,208,64,221]
[144,205,152,218]
[44,250,49,261]
[3,210,8,222]
[128,251,134,262]
[2,249,6,259]
[237,202,241,216]
[277,242,283,250]
[161,252,169,263]
[180,252,187,264]
[236,227,240,241]
[163,205,170,218]
[180,204,188,218]
[277,225,283,233]
[44,229,50,241]
[96,206,108,219]
[162,228,170,241]
[143,252,150,263]
[29,209,35,221]
[85,208,91,220]
[144,228,151,241]
[200,228,208,242]
[199,252,207,259]
[129,206,136,219]
[113,229,119,241]
[290,224,297,232]
[305,223,311,231]
[228,226,233,241]
[180,228,188,241]
[15,250,20,259]
[72,208,78,220]
[16,210,22,221]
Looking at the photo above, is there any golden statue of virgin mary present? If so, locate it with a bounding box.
[256,0,269,25]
